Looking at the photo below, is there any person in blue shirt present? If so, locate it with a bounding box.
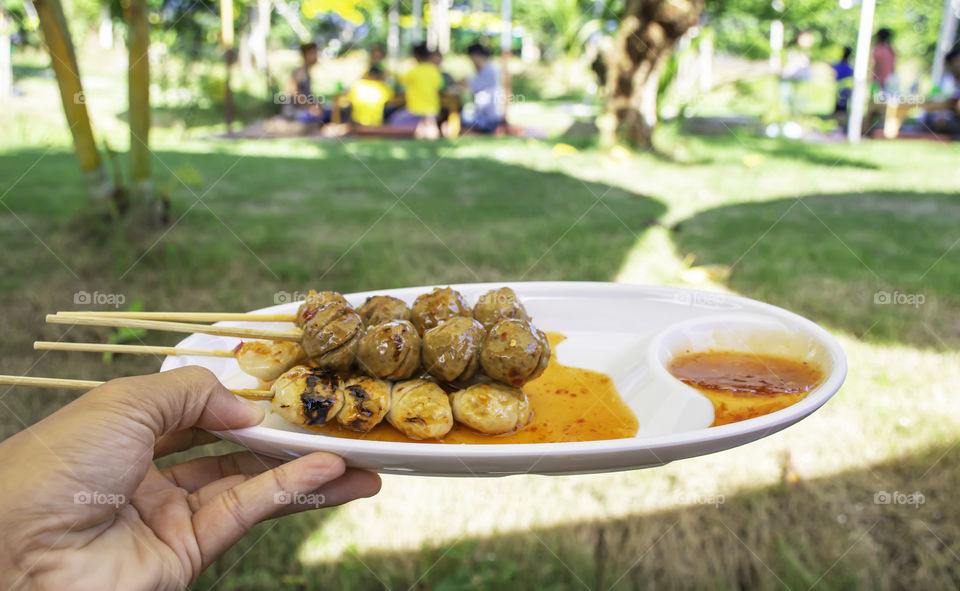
[832,46,854,126]
[463,42,505,133]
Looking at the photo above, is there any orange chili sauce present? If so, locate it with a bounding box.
[306,332,639,443]
[668,351,824,426]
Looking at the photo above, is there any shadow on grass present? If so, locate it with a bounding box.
[194,442,959,590]
[671,191,960,350]
[0,142,665,432]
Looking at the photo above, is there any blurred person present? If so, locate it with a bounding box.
[369,43,386,75]
[832,46,854,127]
[779,31,813,117]
[924,48,960,137]
[463,42,505,134]
[284,42,322,122]
[349,66,395,127]
[430,49,455,89]
[0,367,380,588]
[871,28,896,91]
[389,42,443,138]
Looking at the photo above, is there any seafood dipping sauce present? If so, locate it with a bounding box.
[668,351,824,426]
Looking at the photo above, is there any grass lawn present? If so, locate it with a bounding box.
[2,51,960,589]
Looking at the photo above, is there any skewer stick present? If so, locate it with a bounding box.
[34,341,236,358]
[46,313,302,342]
[57,311,296,323]
[0,375,272,400]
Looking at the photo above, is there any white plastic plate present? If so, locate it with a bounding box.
[160,282,846,476]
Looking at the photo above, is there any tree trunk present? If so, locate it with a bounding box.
[0,7,12,98]
[599,0,703,149]
[126,0,151,210]
[33,0,116,206]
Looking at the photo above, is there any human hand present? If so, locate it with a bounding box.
[0,367,381,590]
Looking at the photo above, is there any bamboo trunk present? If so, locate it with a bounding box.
[126,0,151,208]
[33,0,114,203]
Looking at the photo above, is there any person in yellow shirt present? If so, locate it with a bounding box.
[348,67,393,127]
[389,43,443,137]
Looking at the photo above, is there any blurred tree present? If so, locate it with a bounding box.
[1,5,11,97]
[516,0,601,58]
[125,0,152,214]
[32,0,120,212]
[599,0,703,148]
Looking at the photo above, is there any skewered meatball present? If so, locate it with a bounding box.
[336,375,392,432]
[450,382,533,435]
[387,379,454,440]
[479,319,551,386]
[410,287,471,335]
[473,287,529,330]
[355,320,422,380]
[234,340,305,381]
[421,317,485,383]
[294,290,349,327]
[357,295,411,327]
[299,298,363,371]
[271,365,343,427]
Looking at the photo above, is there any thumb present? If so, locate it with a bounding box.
[80,366,264,439]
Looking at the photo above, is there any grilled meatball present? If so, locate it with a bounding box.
[355,320,422,380]
[472,287,529,330]
[421,316,485,383]
[450,382,532,435]
[294,290,349,327]
[336,375,392,432]
[410,287,471,335]
[357,295,411,327]
[299,298,363,371]
[234,340,305,381]
[271,365,343,427]
[387,379,454,440]
[479,319,551,386]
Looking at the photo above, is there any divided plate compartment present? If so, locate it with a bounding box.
[160,282,847,476]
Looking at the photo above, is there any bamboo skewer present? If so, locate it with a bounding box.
[46,313,302,342]
[0,375,273,400]
[34,341,236,358]
[57,311,296,323]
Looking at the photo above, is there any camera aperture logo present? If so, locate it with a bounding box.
[274,290,310,305]
[274,491,326,507]
[874,490,924,507]
[74,490,126,507]
[74,291,126,308]
[873,290,924,308]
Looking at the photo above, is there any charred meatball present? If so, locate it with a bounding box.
[472,287,529,330]
[294,290,349,327]
[410,287,471,335]
[355,320,422,380]
[336,375,392,432]
[479,319,551,386]
[421,316,485,383]
[271,365,343,427]
[387,379,454,440]
[450,382,532,435]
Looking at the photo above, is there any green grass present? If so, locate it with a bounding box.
[2,48,960,590]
